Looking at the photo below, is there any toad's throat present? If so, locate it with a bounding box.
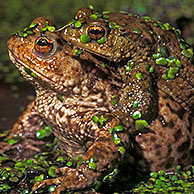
[8,49,54,84]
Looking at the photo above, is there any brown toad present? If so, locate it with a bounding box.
[3,7,194,193]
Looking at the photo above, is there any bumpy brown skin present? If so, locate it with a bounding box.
[63,7,194,118]
[7,17,129,193]
[4,11,194,193]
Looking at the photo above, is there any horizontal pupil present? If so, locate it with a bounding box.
[90,29,102,35]
[37,38,50,46]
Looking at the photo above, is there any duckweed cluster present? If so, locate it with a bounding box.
[153,47,182,80]
[16,21,56,38]
[0,133,70,193]
[1,127,194,193]
[92,114,107,126]
[16,22,38,37]
[133,165,194,193]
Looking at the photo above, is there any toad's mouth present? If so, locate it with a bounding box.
[8,49,55,85]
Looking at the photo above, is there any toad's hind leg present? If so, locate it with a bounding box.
[135,89,194,172]
[32,115,130,193]
[0,100,47,158]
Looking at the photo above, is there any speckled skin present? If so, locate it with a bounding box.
[63,7,194,117]
[4,9,194,193]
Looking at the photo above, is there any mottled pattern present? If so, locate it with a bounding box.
[63,7,194,116]
[2,8,194,193]
[134,90,194,172]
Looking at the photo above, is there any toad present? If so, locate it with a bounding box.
[3,7,194,193]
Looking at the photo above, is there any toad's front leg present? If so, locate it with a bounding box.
[32,114,130,193]
[0,100,47,158]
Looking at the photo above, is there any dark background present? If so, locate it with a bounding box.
[0,0,194,131]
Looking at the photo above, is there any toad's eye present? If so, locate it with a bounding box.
[34,36,53,54]
[87,26,105,40]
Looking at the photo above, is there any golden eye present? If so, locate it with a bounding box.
[87,26,105,40]
[34,36,53,54]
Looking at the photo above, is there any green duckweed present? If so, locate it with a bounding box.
[133,27,142,34]
[135,119,148,130]
[34,174,44,183]
[136,72,142,79]
[56,94,64,102]
[97,36,106,44]
[111,95,117,106]
[87,158,97,170]
[48,166,57,178]
[167,67,179,79]
[118,146,126,155]
[103,14,110,19]
[182,48,193,58]
[36,125,52,139]
[133,100,139,108]
[48,185,56,193]
[101,63,106,68]
[126,66,132,72]
[90,14,98,19]
[75,21,82,28]
[92,115,107,126]
[156,57,168,65]
[132,111,141,119]
[74,49,82,55]
[80,34,91,43]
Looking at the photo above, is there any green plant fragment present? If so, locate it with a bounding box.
[114,125,123,132]
[133,100,139,108]
[75,21,82,28]
[80,34,91,43]
[7,139,16,145]
[162,74,168,80]
[167,67,179,79]
[156,57,167,65]
[111,95,117,106]
[56,94,64,102]
[48,166,57,177]
[132,111,141,119]
[149,66,154,73]
[97,37,106,44]
[182,48,193,58]
[118,146,125,155]
[109,22,116,29]
[150,171,158,178]
[101,63,106,68]
[134,27,142,34]
[29,22,38,28]
[22,189,30,194]
[126,66,131,72]
[34,174,44,183]
[9,176,19,183]
[159,47,169,57]
[74,49,82,55]
[66,161,73,167]
[90,14,98,19]
[36,129,46,139]
[136,72,142,79]
[163,23,170,30]
[114,138,121,145]
[103,14,109,19]
[48,185,56,193]
[92,115,99,123]
[135,120,148,130]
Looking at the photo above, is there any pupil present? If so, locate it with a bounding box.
[37,38,49,46]
[90,29,101,35]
